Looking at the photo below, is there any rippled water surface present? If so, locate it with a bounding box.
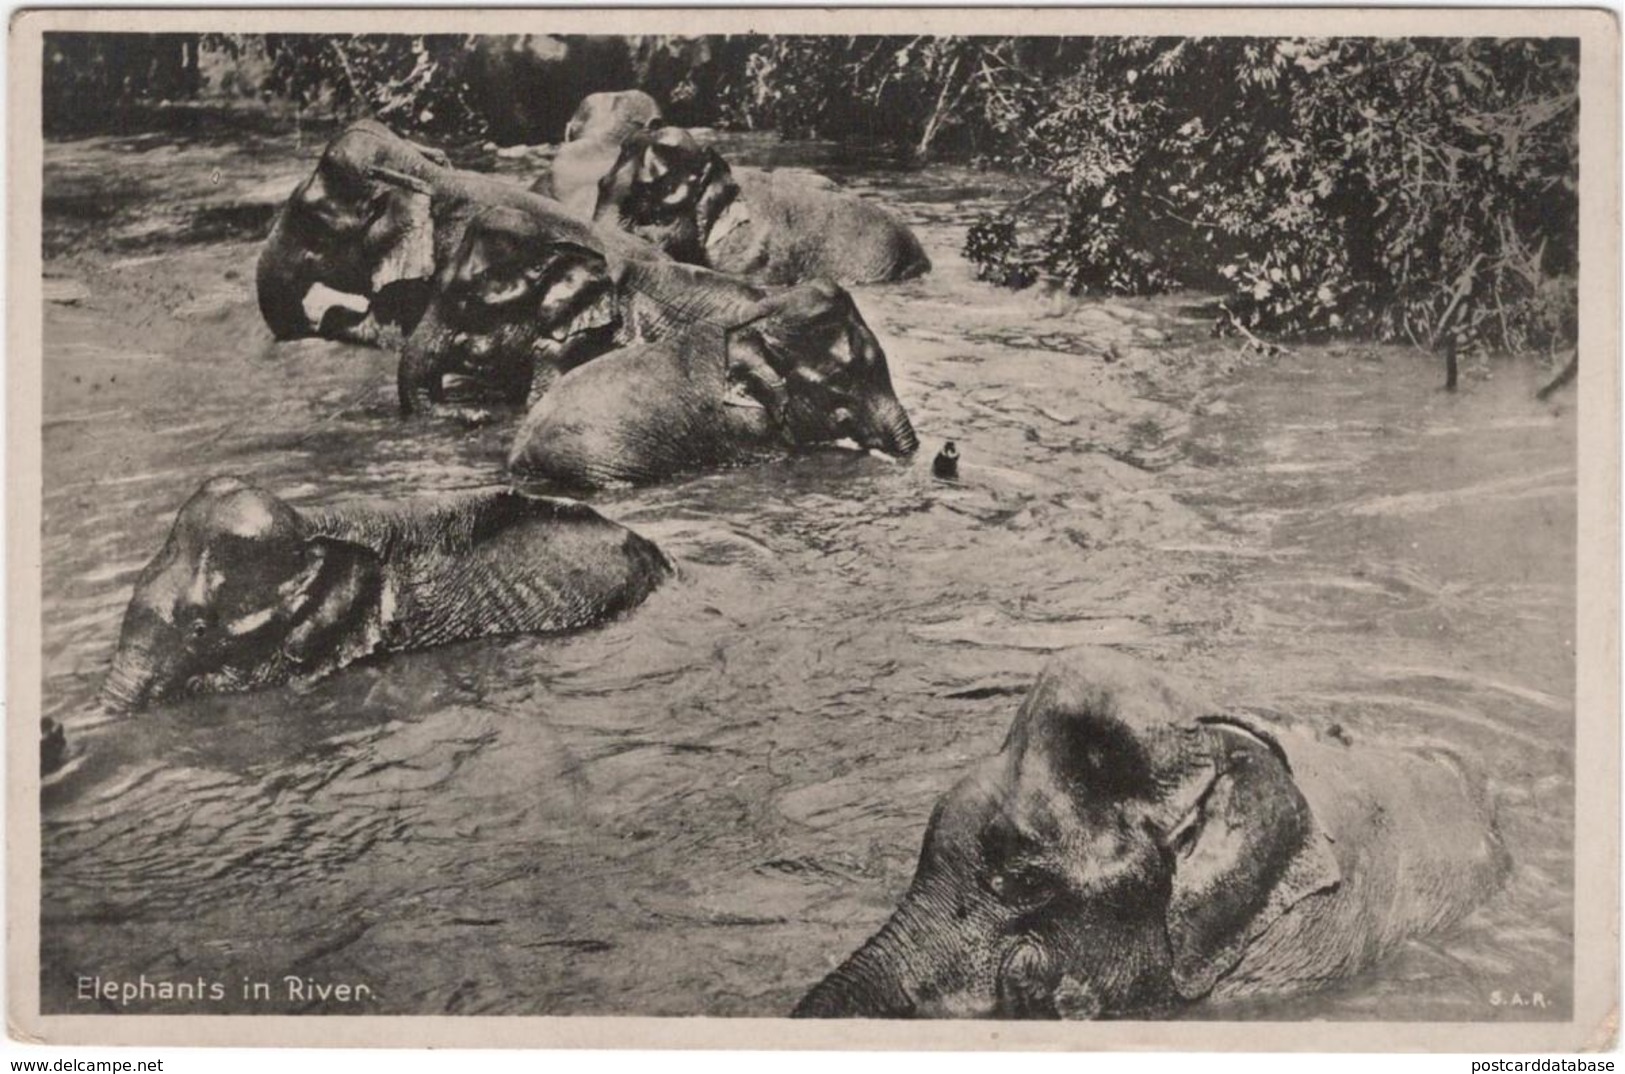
[39,128,1574,1019]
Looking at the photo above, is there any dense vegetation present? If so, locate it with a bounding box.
[720,36,1578,358]
[44,32,1578,357]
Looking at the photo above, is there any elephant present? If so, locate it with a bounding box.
[100,477,671,711]
[255,120,656,347]
[564,89,663,143]
[507,278,921,487]
[396,205,770,414]
[592,127,932,286]
[794,648,1511,1019]
[541,141,636,220]
[536,91,665,219]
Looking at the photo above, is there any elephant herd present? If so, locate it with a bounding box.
[59,91,1511,1021]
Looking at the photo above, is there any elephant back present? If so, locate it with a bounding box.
[618,258,766,336]
[510,326,766,486]
[439,170,659,262]
[732,171,930,285]
[314,490,670,647]
[1212,718,1511,999]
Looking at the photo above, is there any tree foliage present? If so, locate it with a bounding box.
[252,34,488,137]
[713,34,1579,356]
[957,38,1579,355]
[43,33,204,130]
[715,36,1092,158]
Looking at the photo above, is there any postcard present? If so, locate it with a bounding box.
[9,7,1618,1051]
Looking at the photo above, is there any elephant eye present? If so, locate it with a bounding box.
[988,863,1058,912]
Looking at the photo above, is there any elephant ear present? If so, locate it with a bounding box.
[1162,717,1340,1000]
[279,535,389,672]
[451,227,617,339]
[362,166,437,292]
[530,243,618,341]
[644,140,725,213]
[631,141,682,197]
[723,321,791,421]
[692,148,743,237]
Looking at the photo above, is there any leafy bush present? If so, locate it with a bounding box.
[44,33,205,131]
[254,34,488,137]
[712,34,1578,354]
[959,38,1579,355]
[715,36,1092,158]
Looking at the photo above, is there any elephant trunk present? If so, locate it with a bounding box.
[100,645,164,712]
[858,394,920,459]
[793,901,942,1018]
[256,225,316,341]
[397,321,448,415]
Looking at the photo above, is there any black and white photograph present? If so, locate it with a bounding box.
[9,7,1618,1051]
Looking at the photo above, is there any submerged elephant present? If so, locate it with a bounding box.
[100,477,671,711]
[256,120,654,346]
[537,91,665,218]
[593,127,931,286]
[795,649,1510,1019]
[397,205,769,413]
[507,278,920,487]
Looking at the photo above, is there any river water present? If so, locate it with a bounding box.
[38,127,1574,1020]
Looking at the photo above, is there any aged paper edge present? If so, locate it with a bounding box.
[7,5,1619,1052]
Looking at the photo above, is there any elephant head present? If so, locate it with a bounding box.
[564,89,663,143]
[507,275,917,484]
[591,126,931,286]
[397,207,622,412]
[256,122,451,341]
[794,649,1340,1019]
[727,280,920,458]
[591,126,734,264]
[100,478,385,711]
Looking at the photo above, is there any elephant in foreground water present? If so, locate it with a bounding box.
[397,206,773,412]
[795,649,1510,1019]
[255,120,653,347]
[506,277,920,487]
[593,127,931,286]
[100,478,671,711]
